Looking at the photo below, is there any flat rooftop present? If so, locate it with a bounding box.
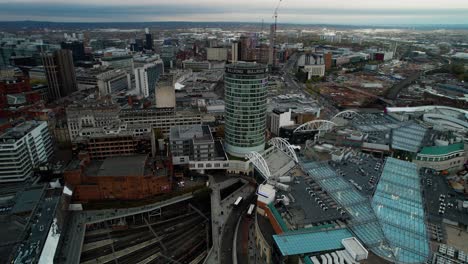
[419,142,464,156]
[170,125,212,142]
[276,178,345,227]
[263,149,294,177]
[0,121,44,143]
[11,186,44,214]
[273,228,352,256]
[85,155,150,177]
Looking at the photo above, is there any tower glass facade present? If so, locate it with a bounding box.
[224,63,268,157]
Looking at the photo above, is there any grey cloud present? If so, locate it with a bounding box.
[0,3,467,24]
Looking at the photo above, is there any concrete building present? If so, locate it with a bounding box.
[320,32,342,43]
[42,49,78,101]
[182,60,211,71]
[207,47,228,61]
[120,108,204,136]
[66,102,121,142]
[169,125,215,165]
[73,131,151,160]
[268,108,294,136]
[101,55,134,73]
[414,143,466,172]
[0,36,60,66]
[96,69,131,96]
[224,63,268,157]
[0,121,53,182]
[231,41,239,63]
[66,98,205,145]
[134,62,164,98]
[303,65,325,78]
[155,74,177,109]
[76,66,131,93]
[161,45,176,69]
[133,54,162,68]
[297,53,326,79]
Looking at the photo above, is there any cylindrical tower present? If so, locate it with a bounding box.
[224,63,268,158]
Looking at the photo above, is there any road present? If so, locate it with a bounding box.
[219,193,255,264]
[385,72,423,100]
[282,52,340,120]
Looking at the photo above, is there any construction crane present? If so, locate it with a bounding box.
[271,0,282,70]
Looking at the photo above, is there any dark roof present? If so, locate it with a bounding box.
[11,187,44,214]
[86,155,149,177]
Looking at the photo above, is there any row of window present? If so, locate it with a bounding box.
[416,153,463,162]
[189,162,230,168]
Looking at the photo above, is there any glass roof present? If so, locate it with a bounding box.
[300,160,395,262]
[391,124,427,153]
[300,158,432,263]
[372,158,431,263]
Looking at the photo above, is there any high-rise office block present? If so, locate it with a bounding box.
[231,41,239,63]
[239,36,250,61]
[134,39,144,52]
[145,28,153,50]
[60,41,86,62]
[42,49,78,101]
[161,45,175,69]
[224,63,268,157]
[134,61,164,98]
[0,121,53,183]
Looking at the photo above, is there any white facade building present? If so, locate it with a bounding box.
[134,62,164,98]
[268,109,295,135]
[0,121,53,183]
[96,69,131,96]
[303,64,326,79]
[297,53,326,79]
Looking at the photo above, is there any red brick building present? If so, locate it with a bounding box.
[64,154,172,202]
[0,74,44,119]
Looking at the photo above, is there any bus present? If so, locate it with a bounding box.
[247,204,255,216]
[234,196,243,207]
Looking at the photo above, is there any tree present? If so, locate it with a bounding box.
[215,125,225,139]
[153,128,164,140]
[451,63,465,75]
[295,70,308,83]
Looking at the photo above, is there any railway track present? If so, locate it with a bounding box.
[81,215,206,264]
[84,212,198,244]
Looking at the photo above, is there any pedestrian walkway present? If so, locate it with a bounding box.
[205,175,254,264]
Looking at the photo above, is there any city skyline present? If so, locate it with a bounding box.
[1,0,468,24]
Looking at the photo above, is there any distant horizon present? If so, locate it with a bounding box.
[1,20,468,29]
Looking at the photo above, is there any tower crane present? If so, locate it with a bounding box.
[272,0,282,70]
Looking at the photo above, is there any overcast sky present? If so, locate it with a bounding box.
[1,0,467,24]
